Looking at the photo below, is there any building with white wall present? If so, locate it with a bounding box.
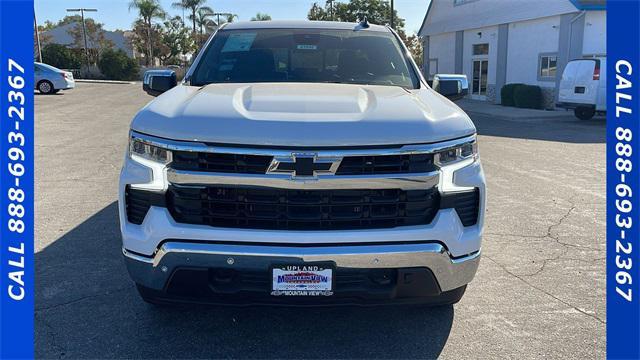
[418,0,606,107]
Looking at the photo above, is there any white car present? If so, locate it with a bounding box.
[120,20,485,306]
[35,62,75,94]
[557,57,606,120]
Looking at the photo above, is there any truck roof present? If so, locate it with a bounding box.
[221,20,390,32]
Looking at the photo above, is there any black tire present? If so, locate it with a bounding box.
[135,284,173,307]
[574,106,595,120]
[37,80,55,94]
[433,284,467,306]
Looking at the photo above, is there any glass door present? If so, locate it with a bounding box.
[471,59,488,99]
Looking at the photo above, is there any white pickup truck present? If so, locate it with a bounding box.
[120,20,486,306]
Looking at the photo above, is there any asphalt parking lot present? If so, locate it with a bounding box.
[35,83,605,359]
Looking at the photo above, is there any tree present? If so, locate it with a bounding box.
[251,13,272,21]
[306,1,423,66]
[34,30,52,60]
[98,48,140,80]
[38,15,82,32]
[41,43,82,69]
[307,0,404,28]
[131,19,163,64]
[66,18,115,65]
[172,0,208,34]
[308,3,326,21]
[129,0,166,66]
[223,13,238,23]
[158,16,195,64]
[403,33,423,68]
[194,6,216,34]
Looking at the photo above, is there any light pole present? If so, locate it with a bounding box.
[66,8,98,66]
[390,0,394,30]
[327,0,334,21]
[34,8,42,62]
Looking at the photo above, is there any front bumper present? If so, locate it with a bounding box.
[124,241,480,303]
[53,77,75,90]
[119,133,486,302]
[556,101,594,110]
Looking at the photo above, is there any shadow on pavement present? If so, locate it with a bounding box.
[34,93,65,96]
[472,114,605,144]
[36,202,454,359]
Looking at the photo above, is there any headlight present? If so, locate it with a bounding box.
[129,137,172,164]
[434,139,478,167]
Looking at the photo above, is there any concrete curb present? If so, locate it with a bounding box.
[75,79,137,85]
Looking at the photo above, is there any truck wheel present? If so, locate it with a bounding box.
[37,80,55,94]
[574,106,595,120]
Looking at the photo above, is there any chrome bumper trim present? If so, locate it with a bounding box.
[122,242,480,292]
[167,169,440,190]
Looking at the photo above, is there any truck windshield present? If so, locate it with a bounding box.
[190,28,419,89]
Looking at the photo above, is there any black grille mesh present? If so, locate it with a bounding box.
[170,151,435,175]
[126,185,481,230]
[167,185,440,231]
[441,189,480,226]
[171,151,272,174]
[336,154,435,175]
[125,186,152,224]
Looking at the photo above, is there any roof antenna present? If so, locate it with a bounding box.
[357,13,369,28]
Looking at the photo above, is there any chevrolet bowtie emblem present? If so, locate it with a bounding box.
[267,153,342,178]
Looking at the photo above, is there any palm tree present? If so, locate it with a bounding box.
[172,0,208,34]
[251,13,272,21]
[225,13,239,23]
[129,0,166,66]
[194,6,216,34]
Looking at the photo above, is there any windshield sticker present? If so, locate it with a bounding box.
[218,58,237,71]
[219,63,234,71]
[296,44,318,50]
[221,33,257,52]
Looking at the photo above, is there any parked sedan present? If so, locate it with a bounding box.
[35,62,75,94]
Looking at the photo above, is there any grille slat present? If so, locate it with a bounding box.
[167,186,440,231]
[125,187,152,225]
[336,154,435,175]
[171,151,273,173]
[440,189,480,227]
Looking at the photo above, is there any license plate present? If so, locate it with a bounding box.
[271,264,334,296]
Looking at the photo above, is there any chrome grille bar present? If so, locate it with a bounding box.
[167,169,439,190]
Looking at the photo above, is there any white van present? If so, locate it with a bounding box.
[557,57,606,120]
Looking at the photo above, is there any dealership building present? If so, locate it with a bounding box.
[418,0,606,107]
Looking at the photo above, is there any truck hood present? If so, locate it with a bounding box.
[131,83,476,147]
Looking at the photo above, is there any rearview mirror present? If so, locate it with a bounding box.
[432,74,469,101]
[143,70,177,96]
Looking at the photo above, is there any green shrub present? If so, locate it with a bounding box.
[98,49,140,80]
[41,43,81,70]
[513,84,543,109]
[500,83,524,106]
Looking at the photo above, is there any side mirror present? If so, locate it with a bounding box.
[432,74,469,101]
[143,70,177,96]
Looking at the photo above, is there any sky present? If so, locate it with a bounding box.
[35,0,430,35]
